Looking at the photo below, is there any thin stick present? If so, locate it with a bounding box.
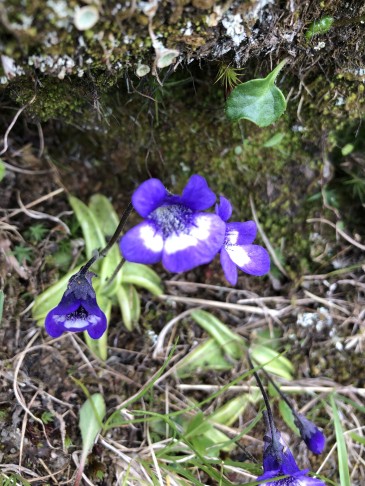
[0,95,36,156]
[307,217,365,251]
[0,187,64,222]
[99,202,133,257]
[247,354,277,440]
[157,293,292,317]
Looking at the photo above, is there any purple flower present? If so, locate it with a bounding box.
[215,196,270,285]
[257,424,325,486]
[120,175,226,273]
[294,414,326,455]
[45,270,107,339]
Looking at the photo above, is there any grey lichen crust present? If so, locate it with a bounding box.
[1,0,364,126]
[0,0,273,83]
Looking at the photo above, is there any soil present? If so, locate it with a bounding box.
[1,0,365,484]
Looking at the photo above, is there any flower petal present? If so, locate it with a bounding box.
[45,308,67,337]
[220,247,238,285]
[132,179,167,217]
[86,313,107,339]
[44,296,82,337]
[226,244,270,276]
[162,213,225,272]
[225,221,257,245]
[215,196,232,222]
[120,221,163,264]
[180,174,216,210]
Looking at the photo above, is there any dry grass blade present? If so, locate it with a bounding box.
[308,217,365,251]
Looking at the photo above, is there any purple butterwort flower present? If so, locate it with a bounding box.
[215,196,270,285]
[294,414,326,455]
[120,175,226,273]
[45,269,107,339]
[257,419,325,486]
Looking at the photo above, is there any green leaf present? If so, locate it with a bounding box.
[341,143,354,156]
[330,395,351,486]
[121,262,163,296]
[305,16,334,40]
[210,394,259,427]
[69,196,106,259]
[0,290,3,325]
[226,60,287,127]
[99,244,123,296]
[263,132,285,147]
[278,400,298,433]
[185,412,213,438]
[349,432,365,445]
[251,344,293,380]
[116,284,141,331]
[79,393,106,456]
[88,194,119,237]
[176,338,233,378]
[191,309,246,360]
[0,158,5,182]
[32,264,84,324]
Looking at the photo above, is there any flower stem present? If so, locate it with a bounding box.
[247,353,281,455]
[260,366,297,414]
[81,201,133,272]
[99,202,133,257]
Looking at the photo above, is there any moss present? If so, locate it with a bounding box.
[7,76,93,122]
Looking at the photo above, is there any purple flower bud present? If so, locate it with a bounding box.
[294,414,326,455]
[45,270,107,339]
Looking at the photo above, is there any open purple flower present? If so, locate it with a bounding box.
[294,414,326,455]
[120,175,226,273]
[258,420,325,486]
[45,269,107,339]
[215,196,270,285]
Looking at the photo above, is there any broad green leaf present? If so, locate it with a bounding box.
[121,262,163,296]
[306,16,334,40]
[79,393,106,456]
[251,344,293,380]
[0,158,5,182]
[263,132,285,147]
[88,194,119,236]
[184,413,233,456]
[279,400,297,433]
[191,425,232,456]
[341,143,354,156]
[176,338,233,378]
[69,196,106,259]
[32,264,84,324]
[191,309,246,360]
[210,394,259,427]
[330,395,351,486]
[185,412,213,438]
[99,244,123,296]
[226,60,287,127]
[116,284,141,331]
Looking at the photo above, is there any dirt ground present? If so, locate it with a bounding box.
[1,1,365,484]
